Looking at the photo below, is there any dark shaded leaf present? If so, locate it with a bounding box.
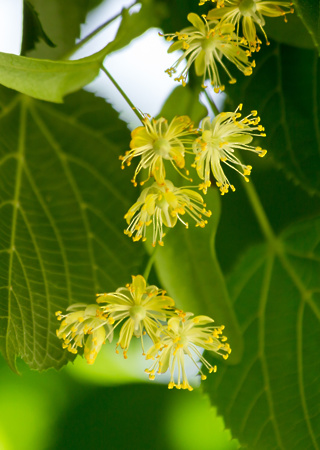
[22,1,56,55]
[26,0,90,59]
[205,217,320,449]
[224,43,320,196]
[294,0,320,52]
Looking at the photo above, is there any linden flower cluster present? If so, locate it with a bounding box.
[121,105,266,245]
[56,275,231,390]
[121,115,212,247]
[163,1,293,89]
[193,104,267,194]
[164,12,254,91]
[206,0,294,51]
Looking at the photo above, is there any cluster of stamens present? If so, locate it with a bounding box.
[56,276,231,390]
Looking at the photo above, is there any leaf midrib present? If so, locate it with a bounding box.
[258,251,285,449]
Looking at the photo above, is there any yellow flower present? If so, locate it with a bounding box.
[96,275,175,358]
[192,104,267,194]
[120,116,194,185]
[145,312,231,390]
[124,180,212,246]
[207,0,294,51]
[56,304,113,364]
[164,12,255,91]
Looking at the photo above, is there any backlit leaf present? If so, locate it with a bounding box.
[0,87,145,371]
[0,50,106,103]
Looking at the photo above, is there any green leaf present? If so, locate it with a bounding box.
[294,0,320,52]
[160,0,203,34]
[0,50,106,103]
[159,85,207,123]
[23,0,106,57]
[22,1,56,55]
[26,0,95,59]
[225,43,320,196]
[151,188,244,363]
[0,87,146,372]
[103,0,169,57]
[264,13,314,49]
[204,216,320,449]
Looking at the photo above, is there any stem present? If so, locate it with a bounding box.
[241,177,278,246]
[63,2,139,60]
[101,65,145,123]
[143,248,159,282]
[204,89,220,116]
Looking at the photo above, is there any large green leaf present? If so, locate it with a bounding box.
[205,217,320,449]
[294,0,320,52]
[224,43,320,196]
[0,87,146,372]
[0,50,106,103]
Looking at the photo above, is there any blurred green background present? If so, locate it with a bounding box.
[0,345,239,450]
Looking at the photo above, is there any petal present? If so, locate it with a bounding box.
[242,16,257,44]
[130,127,151,148]
[192,315,215,325]
[195,50,206,76]
[84,326,106,364]
[118,318,135,350]
[167,316,181,334]
[158,345,173,374]
[187,13,206,33]
[152,156,166,184]
[132,275,147,300]
[227,133,253,144]
[207,7,235,21]
[168,40,184,53]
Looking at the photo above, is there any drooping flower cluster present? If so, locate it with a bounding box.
[56,275,231,390]
[121,115,214,246]
[122,105,266,245]
[120,115,194,185]
[56,303,114,364]
[124,180,212,246]
[164,12,254,91]
[145,312,231,390]
[162,1,293,89]
[207,0,294,52]
[193,104,267,194]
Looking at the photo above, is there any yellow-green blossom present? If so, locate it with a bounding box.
[207,0,294,51]
[96,275,175,358]
[120,116,195,185]
[164,13,255,91]
[145,311,231,391]
[193,104,267,194]
[56,304,113,364]
[124,180,212,246]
